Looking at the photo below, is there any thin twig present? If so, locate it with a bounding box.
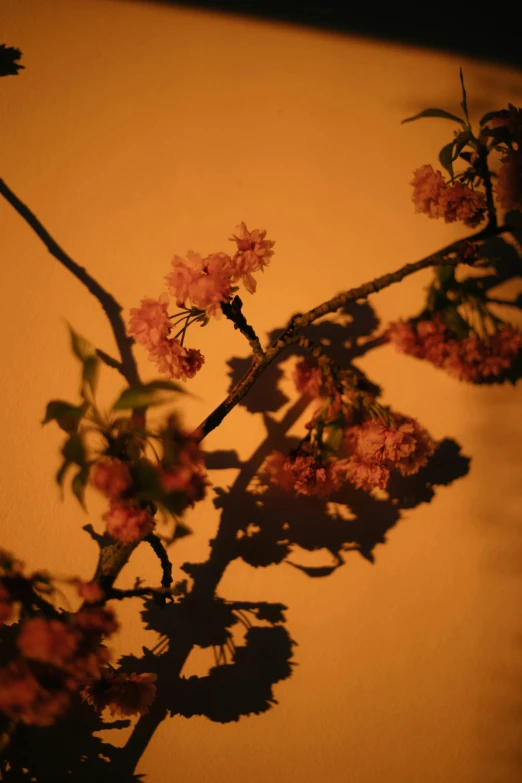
[221,296,264,357]
[145,533,173,588]
[96,348,124,374]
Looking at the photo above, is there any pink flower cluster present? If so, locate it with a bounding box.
[293,359,324,398]
[485,104,522,139]
[128,294,205,381]
[166,222,274,310]
[411,165,486,227]
[387,316,522,382]
[129,223,274,380]
[496,150,522,212]
[91,457,132,500]
[81,670,157,718]
[341,417,435,491]
[159,419,208,510]
[90,456,156,542]
[102,500,155,543]
[260,412,434,497]
[260,449,342,498]
[0,608,118,726]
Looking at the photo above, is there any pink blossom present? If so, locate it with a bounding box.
[166,251,234,317]
[73,607,118,637]
[82,670,157,717]
[443,182,486,227]
[259,449,342,498]
[148,338,205,381]
[386,320,422,357]
[102,501,155,543]
[76,580,104,604]
[17,617,80,669]
[411,165,448,218]
[343,457,391,492]
[485,105,522,139]
[293,359,324,397]
[91,458,132,500]
[342,416,435,489]
[160,464,207,506]
[411,165,485,227]
[0,660,71,726]
[165,251,203,307]
[229,223,275,293]
[159,425,208,507]
[496,150,522,211]
[388,316,522,382]
[128,294,171,349]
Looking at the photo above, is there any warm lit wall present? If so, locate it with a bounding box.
[2,1,522,781]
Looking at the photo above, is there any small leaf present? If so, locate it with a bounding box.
[71,466,90,509]
[480,110,503,126]
[459,67,469,122]
[112,381,185,411]
[68,325,96,363]
[452,128,471,159]
[61,434,86,466]
[402,108,465,125]
[173,522,192,540]
[325,427,343,453]
[42,400,86,433]
[440,307,470,339]
[56,460,72,488]
[481,126,512,145]
[439,141,455,178]
[82,356,100,397]
[437,265,456,292]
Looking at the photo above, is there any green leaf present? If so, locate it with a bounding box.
[453,128,471,159]
[56,460,72,488]
[402,108,465,125]
[440,307,470,339]
[68,325,96,363]
[325,426,343,453]
[459,68,469,123]
[437,265,456,292]
[71,465,90,509]
[112,380,186,411]
[61,434,86,466]
[439,141,455,178]
[481,126,512,146]
[82,355,100,397]
[42,400,86,433]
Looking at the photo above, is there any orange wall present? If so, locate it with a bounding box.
[2,1,522,781]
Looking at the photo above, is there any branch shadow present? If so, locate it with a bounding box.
[1,300,471,781]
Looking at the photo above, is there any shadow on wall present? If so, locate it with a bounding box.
[1,298,480,782]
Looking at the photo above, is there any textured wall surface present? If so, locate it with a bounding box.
[2,1,522,781]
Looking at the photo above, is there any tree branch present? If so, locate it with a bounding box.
[220,296,264,357]
[0,178,140,387]
[198,225,509,438]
